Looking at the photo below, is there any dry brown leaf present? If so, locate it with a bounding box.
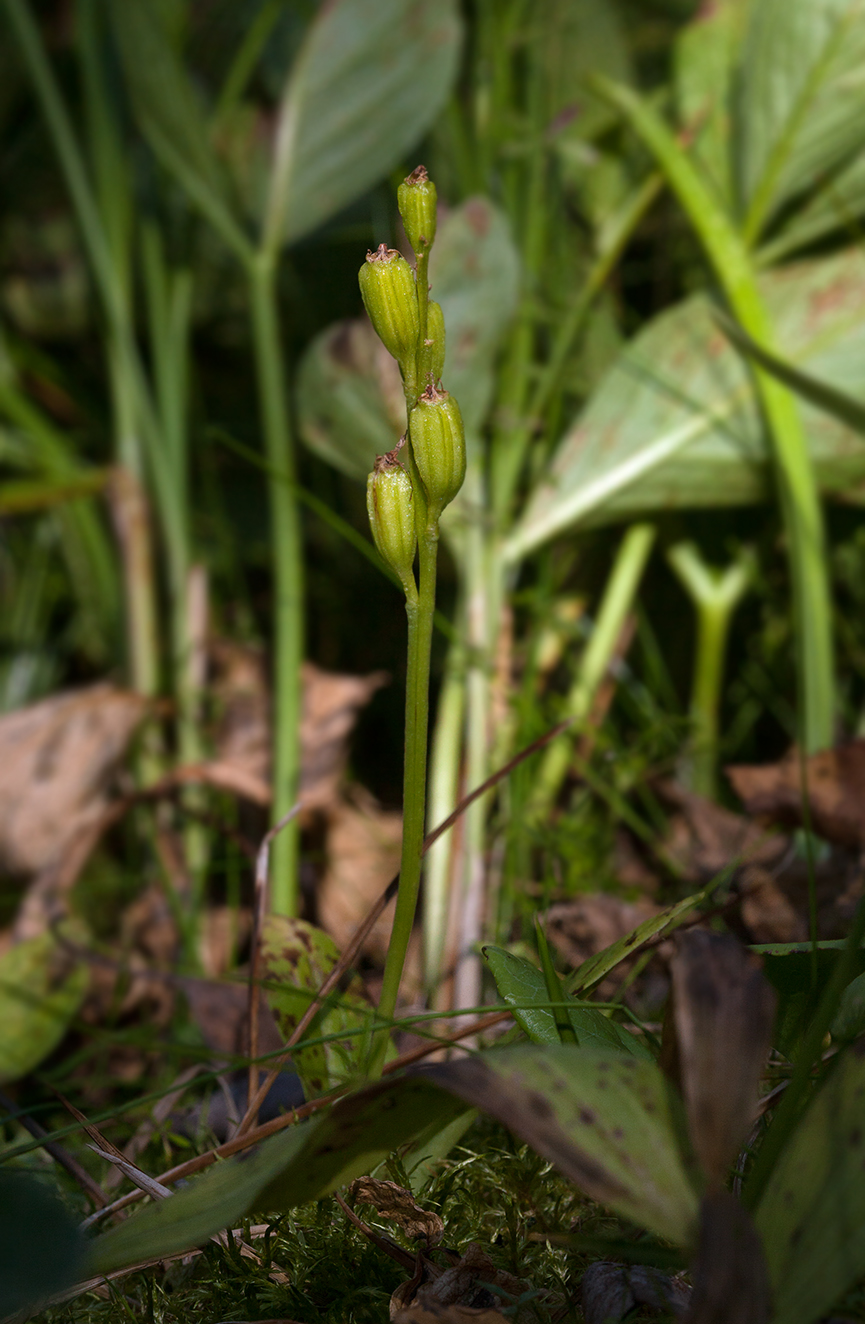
[727,741,865,849]
[392,1242,528,1321]
[0,683,145,878]
[658,780,788,879]
[179,978,283,1057]
[392,1307,509,1324]
[317,792,403,962]
[546,893,660,971]
[670,931,775,1185]
[299,662,389,812]
[197,906,252,978]
[684,1190,771,1324]
[350,1176,444,1245]
[211,640,271,793]
[582,1262,691,1324]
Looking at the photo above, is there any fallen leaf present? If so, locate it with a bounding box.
[658,780,788,878]
[299,662,389,813]
[0,684,145,879]
[392,1242,528,1319]
[350,1176,443,1245]
[669,931,775,1185]
[317,791,403,963]
[197,905,252,978]
[179,978,283,1058]
[392,1305,509,1324]
[727,742,865,849]
[546,894,660,982]
[581,1261,690,1323]
[684,1190,770,1324]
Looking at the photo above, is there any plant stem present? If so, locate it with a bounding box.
[249,255,304,915]
[424,636,466,992]
[667,541,750,800]
[371,521,438,1074]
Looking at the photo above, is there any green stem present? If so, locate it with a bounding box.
[372,522,438,1074]
[249,256,304,915]
[423,636,465,992]
[594,76,834,755]
[667,541,750,800]
[528,522,656,820]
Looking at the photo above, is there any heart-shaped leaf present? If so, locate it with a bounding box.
[507,247,865,560]
[428,1044,699,1247]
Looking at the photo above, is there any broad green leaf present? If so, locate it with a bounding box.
[482,945,650,1059]
[757,944,865,1059]
[537,0,633,144]
[831,970,865,1041]
[756,1039,865,1324]
[261,915,375,1098]
[737,0,865,243]
[759,151,865,264]
[507,247,865,560]
[84,1074,470,1277]
[674,0,745,210]
[265,0,461,249]
[0,1171,85,1315]
[566,891,708,997]
[430,1045,699,1247]
[0,930,89,1084]
[296,197,519,480]
[109,0,248,262]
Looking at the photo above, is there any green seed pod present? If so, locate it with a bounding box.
[398,165,437,253]
[409,384,466,515]
[358,245,418,370]
[425,300,446,381]
[367,450,417,590]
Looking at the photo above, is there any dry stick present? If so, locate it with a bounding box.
[0,1087,108,1209]
[333,1191,417,1272]
[234,716,574,1138]
[83,1007,513,1227]
[247,803,303,1124]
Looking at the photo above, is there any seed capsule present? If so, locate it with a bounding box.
[358,245,418,371]
[367,448,417,591]
[409,384,466,516]
[425,300,446,381]
[398,165,437,254]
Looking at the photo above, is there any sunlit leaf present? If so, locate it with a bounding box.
[482,945,650,1059]
[737,0,865,242]
[0,929,88,1084]
[84,1074,470,1277]
[429,1045,699,1247]
[508,247,865,560]
[267,0,461,248]
[261,915,376,1098]
[756,1039,865,1324]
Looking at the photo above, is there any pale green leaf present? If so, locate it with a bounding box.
[738,0,865,242]
[756,1039,865,1324]
[507,246,865,560]
[261,915,375,1098]
[674,0,746,209]
[0,930,88,1085]
[759,151,865,264]
[536,0,633,144]
[266,0,462,249]
[482,945,650,1059]
[430,1045,699,1247]
[84,1075,469,1277]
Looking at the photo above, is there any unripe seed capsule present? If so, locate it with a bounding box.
[358,245,418,371]
[426,300,446,381]
[409,384,466,515]
[398,165,437,253]
[367,447,417,589]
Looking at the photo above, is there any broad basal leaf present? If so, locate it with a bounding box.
[429,1045,699,1247]
[737,0,865,241]
[674,0,746,210]
[537,0,634,145]
[266,0,461,248]
[507,247,865,560]
[0,928,88,1085]
[756,1038,865,1324]
[482,945,650,1059]
[84,1074,470,1277]
[261,915,375,1098]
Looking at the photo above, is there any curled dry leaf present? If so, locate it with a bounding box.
[658,780,788,879]
[684,1190,771,1324]
[350,1176,443,1245]
[0,684,145,879]
[727,741,865,850]
[670,931,775,1185]
[392,1242,528,1321]
[582,1261,691,1324]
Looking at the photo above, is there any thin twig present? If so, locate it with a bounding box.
[0,1088,108,1208]
[333,1191,417,1271]
[247,803,302,1123]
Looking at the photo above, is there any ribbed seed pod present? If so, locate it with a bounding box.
[367,456,417,589]
[425,300,446,381]
[398,165,437,253]
[358,245,418,371]
[409,385,466,515]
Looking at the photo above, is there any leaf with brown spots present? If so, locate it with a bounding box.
[427,1045,699,1247]
[756,1039,865,1324]
[670,931,775,1184]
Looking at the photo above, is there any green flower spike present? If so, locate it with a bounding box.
[398,164,438,255]
[358,244,419,373]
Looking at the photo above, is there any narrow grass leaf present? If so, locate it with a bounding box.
[566,890,708,997]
